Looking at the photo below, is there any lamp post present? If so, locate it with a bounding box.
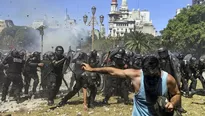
[80,38,83,49]
[83,6,104,50]
[36,25,46,59]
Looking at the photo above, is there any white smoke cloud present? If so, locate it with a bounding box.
[1,0,90,53]
[43,24,89,53]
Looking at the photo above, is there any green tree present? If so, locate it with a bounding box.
[161,5,205,57]
[0,26,39,49]
[93,39,114,51]
[124,31,156,53]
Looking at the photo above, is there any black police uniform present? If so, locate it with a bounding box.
[103,48,130,105]
[23,52,40,95]
[47,46,67,105]
[40,52,56,100]
[158,48,186,113]
[198,58,205,89]
[81,71,101,108]
[57,52,87,107]
[189,57,205,91]
[179,58,192,95]
[1,50,24,102]
[0,57,5,92]
[85,50,101,108]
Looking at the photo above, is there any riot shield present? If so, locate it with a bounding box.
[62,50,73,74]
[41,59,54,81]
[169,51,182,85]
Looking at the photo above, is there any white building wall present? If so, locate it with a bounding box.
[140,10,150,23]
[108,1,156,37]
[142,25,156,36]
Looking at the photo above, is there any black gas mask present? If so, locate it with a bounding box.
[133,58,142,69]
[31,52,41,61]
[55,46,64,57]
[91,50,97,58]
[132,54,142,69]
[190,57,197,68]
[158,48,169,59]
[89,50,98,67]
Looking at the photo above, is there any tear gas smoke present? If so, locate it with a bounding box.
[1,0,90,53]
[42,25,89,53]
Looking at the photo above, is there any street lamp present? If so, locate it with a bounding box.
[36,25,46,59]
[83,6,104,50]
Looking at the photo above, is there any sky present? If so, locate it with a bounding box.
[0,0,191,34]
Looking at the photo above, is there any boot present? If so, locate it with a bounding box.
[15,95,21,104]
[56,100,67,107]
[47,100,54,106]
[1,96,6,102]
[124,100,132,105]
[178,107,187,113]
[102,99,109,105]
[88,103,95,108]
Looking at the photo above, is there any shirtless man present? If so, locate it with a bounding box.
[82,55,180,116]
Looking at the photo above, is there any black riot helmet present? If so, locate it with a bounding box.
[190,57,197,63]
[78,52,84,59]
[127,51,134,58]
[132,54,142,69]
[11,49,20,58]
[48,52,55,60]
[177,53,184,60]
[55,46,64,57]
[118,48,125,56]
[190,57,197,67]
[158,47,169,59]
[33,51,40,57]
[91,49,97,58]
[42,53,48,60]
[32,51,41,61]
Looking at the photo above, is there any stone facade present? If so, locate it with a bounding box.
[193,0,205,5]
[108,0,157,37]
[0,20,14,33]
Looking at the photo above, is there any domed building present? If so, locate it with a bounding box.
[108,0,157,37]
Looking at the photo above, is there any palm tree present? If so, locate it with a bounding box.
[125,31,151,53]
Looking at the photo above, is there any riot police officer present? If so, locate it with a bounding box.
[189,57,205,91]
[39,51,56,102]
[1,49,25,103]
[158,47,186,113]
[85,50,101,108]
[0,52,5,92]
[198,56,205,90]
[57,51,88,107]
[188,57,198,91]
[131,54,143,69]
[23,51,41,96]
[47,46,69,105]
[178,54,191,96]
[103,48,130,105]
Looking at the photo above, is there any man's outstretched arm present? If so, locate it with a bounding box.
[82,63,140,79]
